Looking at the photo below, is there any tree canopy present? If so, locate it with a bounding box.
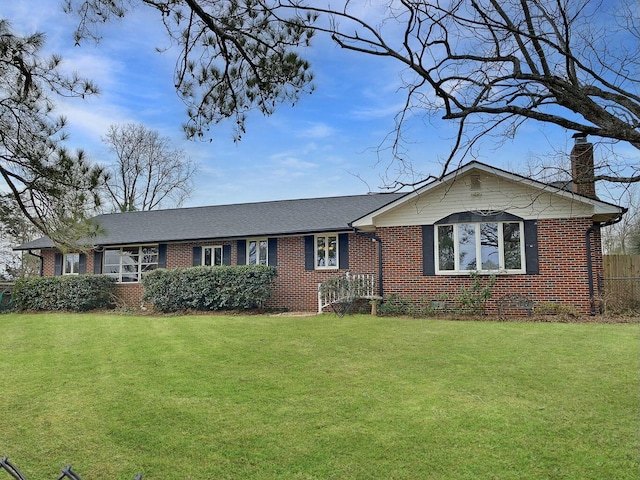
[0,18,106,248]
[63,0,640,185]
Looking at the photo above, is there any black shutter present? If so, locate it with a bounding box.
[422,225,435,276]
[54,253,63,276]
[222,245,231,266]
[193,246,202,266]
[268,238,278,267]
[237,240,246,265]
[93,251,103,274]
[524,220,539,274]
[78,253,87,274]
[338,233,349,270]
[304,235,314,271]
[158,244,167,268]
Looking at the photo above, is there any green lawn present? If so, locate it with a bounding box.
[0,314,638,479]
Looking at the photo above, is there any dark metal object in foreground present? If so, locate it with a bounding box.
[1,457,141,480]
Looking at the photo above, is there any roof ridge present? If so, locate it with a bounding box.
[93,192,405,218]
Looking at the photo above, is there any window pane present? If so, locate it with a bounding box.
[248,241,257,265]
[141,263,156,274]
[204,247,212,266]
[121,274,138,283]
[316,237,326,267]
[214,247,222,266]
[121,254,136,270]
[103,265,120,275]
[103,250,120,266]
[437,226,455,270]
[327,236,337,267]
[480,223,499,270]
[141,246,158,264]
[503,222,522,270]
[65,255,73,274]
[122,263,137,273]
[122,246,139,258]
[259,240,268,265]
[458,223,477,270]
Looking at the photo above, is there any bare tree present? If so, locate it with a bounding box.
[0,194,42,278]
[602,185,640,253]
[101,123,197,211]
[66,0,639,185]
[284,0,639,187]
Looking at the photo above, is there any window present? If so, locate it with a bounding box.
[315,234,338,269]
[103,245,159,283]
[247,239,268,265]
[436,221,525,273]
[63,253,80,275]
[202,246,223,266]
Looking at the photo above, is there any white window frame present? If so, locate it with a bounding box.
[103,245,159,283]
[246,238,268,265]
[435,221,526,274]
[315,234,339,270]
[63,253,80,275]
[202,245,223,266]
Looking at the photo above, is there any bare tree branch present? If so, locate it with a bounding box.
[64,0,640,186]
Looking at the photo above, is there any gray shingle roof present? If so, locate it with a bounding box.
[16,193,405,250]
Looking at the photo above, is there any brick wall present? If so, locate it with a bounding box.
[377,217,602,316]
[42,250,55,277]
[36,219,604,315]
[267,234,378,311]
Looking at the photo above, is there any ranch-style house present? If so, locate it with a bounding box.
[16,135,625,315]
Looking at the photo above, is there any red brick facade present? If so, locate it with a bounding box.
[39,217,604,315]
[378,218,602,316]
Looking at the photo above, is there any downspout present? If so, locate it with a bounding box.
[27,249,44,277]
[354,229,384,297]
[585,226,597,316]
[585,212,625,316]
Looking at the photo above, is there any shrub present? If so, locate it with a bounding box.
[13,275,116,312]
[452,272,496,315]
[142,265,278,312]
[377,295,436,317]
[534,301,581,318]
[378,294,413,316]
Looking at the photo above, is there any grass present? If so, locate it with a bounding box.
[0,313,638,480]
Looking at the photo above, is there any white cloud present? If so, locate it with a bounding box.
[297,122,336,139]
[269,153,319,170]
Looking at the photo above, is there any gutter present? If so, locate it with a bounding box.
[27,250,44,277]
[353,229,384,298]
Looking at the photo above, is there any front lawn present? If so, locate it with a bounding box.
[1,314,637,479]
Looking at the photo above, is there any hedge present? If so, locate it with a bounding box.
[13,275,116,312]
[141,265,278,312]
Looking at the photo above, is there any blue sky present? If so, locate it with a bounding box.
[3,1,632,208]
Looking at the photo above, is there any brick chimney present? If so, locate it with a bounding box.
[571,133,597,199]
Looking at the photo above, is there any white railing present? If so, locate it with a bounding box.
[317,272,377,313]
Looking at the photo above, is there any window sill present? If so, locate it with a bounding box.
[435,270,526,276]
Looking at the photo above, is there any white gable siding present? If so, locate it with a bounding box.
[372,171,594,227]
